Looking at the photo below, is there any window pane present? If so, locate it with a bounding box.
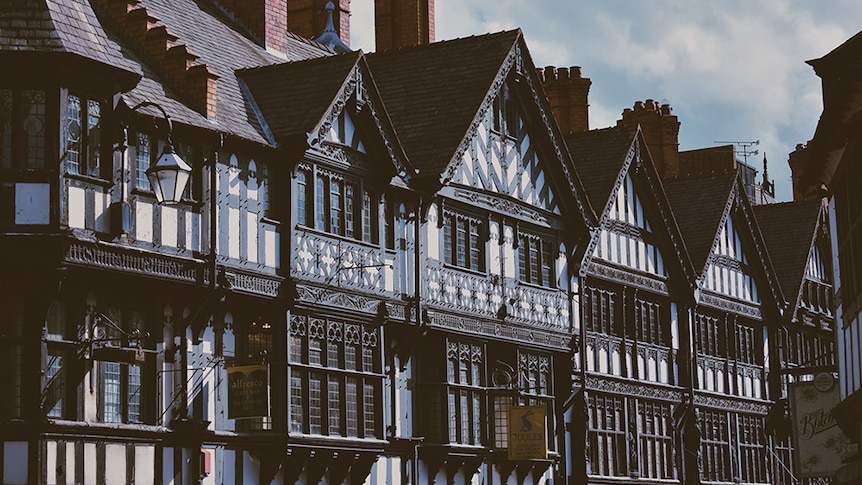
[101,362,122,423]
[328,378,340,435]
[443,217,453,265]
[309,372,322,434]
[330,179,343,235]
[541,240,553,287]
[529,239,539,284]
[296,171,308,226]
[315,175,326,231]
[66,95,81,175]
[22,90,45,169]
[344,182,354,238]
[86,99,101,177]
[290,371,304,432]
[46,352,63,417]
[469,221,481,271]
[128,364,141,423]
[346,377,358,437]
[363,382,375,438]
[456,218,467,267]
[362,190,373,243]
[136,133,150,190]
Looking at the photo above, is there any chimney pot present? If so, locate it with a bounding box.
[634,101,645,111]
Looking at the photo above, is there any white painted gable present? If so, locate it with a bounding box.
[592,171,666,276]
[325,109,366,154]
[451,82,559,214]
[705,213,759,303]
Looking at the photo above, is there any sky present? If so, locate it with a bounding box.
[348,1,862,201]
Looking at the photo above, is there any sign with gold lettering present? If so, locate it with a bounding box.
[227,365,270,419]
[508,405,547,460]
[789,375,857,478]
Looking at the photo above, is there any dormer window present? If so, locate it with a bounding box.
[65,94,103,177]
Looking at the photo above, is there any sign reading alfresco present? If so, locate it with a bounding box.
[227,365,270,419]
[508,405,548,460]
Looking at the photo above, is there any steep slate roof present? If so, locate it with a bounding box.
[662,174,737,273]
[0,0,139,74]
[753,200,822,302]
[115,0,333,144]
[240,51,362,143]
[365,30,521,177]
[565,125,638,214]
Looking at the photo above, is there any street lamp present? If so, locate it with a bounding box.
[131,101,192,204]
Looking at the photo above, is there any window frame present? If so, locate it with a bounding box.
[517,231,556,288]
[441,209,486,273]
[287,315,383,439]
[295,164,379,244]
[64,93,106,179]
[0,86,49,171]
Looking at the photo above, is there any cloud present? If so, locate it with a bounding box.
[351,0,862,201]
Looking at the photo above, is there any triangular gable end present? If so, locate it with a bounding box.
[310,60,410,177]
[591,150,667,277]
[704,208,760,304]
[324,109,366,154]
[451,73,559,214]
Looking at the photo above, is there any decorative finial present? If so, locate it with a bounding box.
[313,1,351,53]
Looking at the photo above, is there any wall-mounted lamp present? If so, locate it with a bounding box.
[130,101,192,205]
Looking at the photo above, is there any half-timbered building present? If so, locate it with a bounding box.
[790,29,862,485]
[663,173,784,485]
[753,200,840,484]
[1,0,842,484]
[564,125,698,483]
[366,29,596,484]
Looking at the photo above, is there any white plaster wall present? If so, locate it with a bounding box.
[84,442,97,485]
[68,186,86,228]
[136,201,153,243]
[105,443,126,485]
[15,182,50,224]
[135,445,155,485]
[3,441,28,485]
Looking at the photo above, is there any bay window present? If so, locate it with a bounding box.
[288,314,382,439]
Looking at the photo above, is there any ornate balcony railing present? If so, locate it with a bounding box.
[292,229,389,295]
[425,262,569,331]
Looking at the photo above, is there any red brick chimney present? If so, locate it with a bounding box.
[374,0,434,51]
[538,66,591,134]
[289,0,351,47]
[222,0,289,53]
[617,99,680,178]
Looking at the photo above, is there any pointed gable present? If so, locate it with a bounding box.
[663,174,737,273]
[239,52,410,175]
[664,174,779,305]
[565,126,639,213]
[754,200,826,306]
[366,31,520,178]
[450,75,559,213]
[569,126,695,285]
[239,52,363,144]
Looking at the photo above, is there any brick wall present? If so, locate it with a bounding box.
[374,0,434,51]
[538,66,591,135]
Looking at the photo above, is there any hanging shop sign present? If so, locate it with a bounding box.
[789,373,857,478]
[227,365,270,419]
[508,405,547,460]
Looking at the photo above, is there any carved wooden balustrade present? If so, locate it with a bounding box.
[424,261,570,332]
[292,229,389,295]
